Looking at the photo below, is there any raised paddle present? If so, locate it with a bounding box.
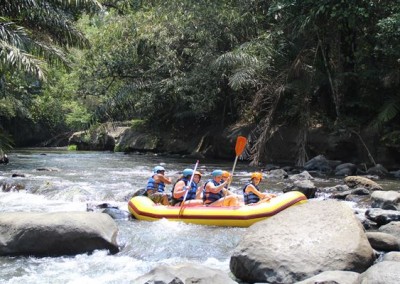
[179,160,199,215]
[227,136,247,189]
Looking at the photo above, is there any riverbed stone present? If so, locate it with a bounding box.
[230,200,375,283]
[371,190,400,210]
[365,208,400,226]
[379,221,400,239]
[382,251,400,261]
[133,263,237,284]
[0,212,119,256]
[344,176,383,191]
[304,155,332,173]
[296,270,360,284]
[366,232,400,251]
[355,261,400,284]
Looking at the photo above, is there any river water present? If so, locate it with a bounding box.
[0,149,256,284]
[1,149,399,283]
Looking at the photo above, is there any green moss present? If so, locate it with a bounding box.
[130,119,145,130]
[67,144,77,151]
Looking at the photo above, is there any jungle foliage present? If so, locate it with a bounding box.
[1,0,399,164]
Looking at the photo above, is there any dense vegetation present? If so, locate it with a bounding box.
[1,0,399,165]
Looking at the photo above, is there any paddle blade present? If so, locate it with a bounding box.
[235,136,247,156]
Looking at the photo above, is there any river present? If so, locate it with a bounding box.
[0,148,255,284]
[1,148,399,283]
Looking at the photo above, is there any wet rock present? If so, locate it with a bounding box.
[264,164,281,171]
[390,170,400,179]
[1,181,25,192]
[365,209,400,226]
[266,169,288,180]
[11,173,25,178]
[288,170,314,181]
[335,163,358,176]
[295,271,360,284]
[0,212,119,256]
[36,167,61,172]
[344,176,383,191]
[133,264,237,284]
[284,179,317,198]
[345,194,371,204]
[304,155,332,173]
[367,164,389,177]
[371,191,400,210]
[366,232,400,252]
[102,208,130,220]
[356,261,400,284]
[230,200,375,283]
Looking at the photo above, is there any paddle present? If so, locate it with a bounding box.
[226,136,247,190]
[179,160,199,215]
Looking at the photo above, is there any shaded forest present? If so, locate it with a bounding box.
[1,0,399,166]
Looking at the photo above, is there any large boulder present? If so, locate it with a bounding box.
[0,212,119,256]
[133,263,237,284]
[356,261,400,284]
[230,200,375,283]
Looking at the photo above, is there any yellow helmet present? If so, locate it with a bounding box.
[194,171,202,177]
[222,171,230,179]
[251,172,263,181]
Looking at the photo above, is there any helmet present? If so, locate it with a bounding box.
[194,171,202,177]
[222,171,230,179]
[212,169,223,177]
[153,166,165,173]
[251,172,263,181]
[182,168,194,177]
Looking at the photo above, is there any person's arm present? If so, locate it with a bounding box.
[195,183,203,199]
[154,174,172,184]
[173,180,187,199]
[245,184,265,199]
[206,177,230,193]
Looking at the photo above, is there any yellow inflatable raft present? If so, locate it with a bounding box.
[128,191,307,227]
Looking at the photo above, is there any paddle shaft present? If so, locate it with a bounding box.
[226,155,238,191]
[180,160,199,206]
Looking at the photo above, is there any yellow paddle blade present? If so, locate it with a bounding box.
[235,136,247,156]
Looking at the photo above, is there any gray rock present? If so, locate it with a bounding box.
[365,209,400,226]
[304,155,332,173]
[335,163,358,176]
[382,251,400,262]
[266,169,288,180]
[390,169,400,179]
[379,221,400,238]
[366,164,389,177]
[371,191,400,210]
[289,170,314,181]
[0,212,119,256]
[230,200,375,283]
[356,261,400,284]
[133,264,237,284]
[366,232,400,252]
[295,270,360,284]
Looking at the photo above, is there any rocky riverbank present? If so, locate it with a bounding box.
[64,122,400,172]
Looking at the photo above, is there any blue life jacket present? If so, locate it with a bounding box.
[172,177,197,201]
[203,179,223,205]
[146,175,165,194]
[243,182,260,205]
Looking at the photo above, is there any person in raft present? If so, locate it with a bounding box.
[203,169,240,206]
[242,172,276,205]
[145,165,172,205]
[171,169,203,206]
[221,170,233,190]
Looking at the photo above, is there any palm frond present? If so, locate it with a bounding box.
[0,40,47,80]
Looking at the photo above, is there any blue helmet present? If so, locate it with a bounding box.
[182,168,194,177]
[153,166,165,173]
[212,169,223,177]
